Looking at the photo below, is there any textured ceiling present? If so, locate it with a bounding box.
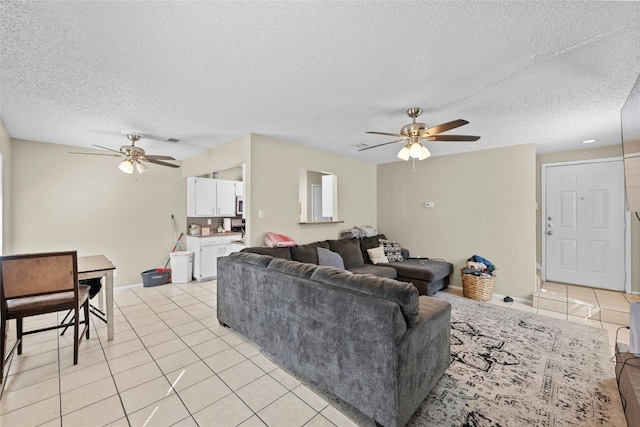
[1,1,640,164]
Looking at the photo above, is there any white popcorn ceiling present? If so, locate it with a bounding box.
[1,1,640,164]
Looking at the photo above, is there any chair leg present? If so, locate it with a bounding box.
[0,316,6,384]
[16,318,22,355]
[84,299,90,340]
[73,307,79,365]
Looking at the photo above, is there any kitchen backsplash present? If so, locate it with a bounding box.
[187,216,242,230]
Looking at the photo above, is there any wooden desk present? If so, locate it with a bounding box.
[78,255,115,341]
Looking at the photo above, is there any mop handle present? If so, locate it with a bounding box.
[164,233,184,268]
[171,232,184,252]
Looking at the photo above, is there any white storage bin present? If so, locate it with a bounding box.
[169,251,193,283]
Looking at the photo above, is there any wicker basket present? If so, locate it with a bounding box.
[460,268,496,301]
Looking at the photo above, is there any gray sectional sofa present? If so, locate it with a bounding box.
[217,251,451,427]
[241,234,454,296]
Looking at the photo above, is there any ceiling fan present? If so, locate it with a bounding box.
[70,133,179,174]
[360,108,480,161]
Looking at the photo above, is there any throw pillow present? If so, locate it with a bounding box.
[327,238,365,269]
[367,245,389,265]
[317,247,345,270]
[378,238,404,262]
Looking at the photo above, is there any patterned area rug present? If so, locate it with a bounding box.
[406,293,626,427]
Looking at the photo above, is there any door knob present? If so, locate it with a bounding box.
[547,230,554,235]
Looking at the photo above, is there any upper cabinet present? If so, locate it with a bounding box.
[188,177,242,217]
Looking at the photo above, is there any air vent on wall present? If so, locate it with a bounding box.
[166,138,180,143]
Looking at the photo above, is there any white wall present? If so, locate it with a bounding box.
[10,139,186,287]
[377,143,537,299]
[248,134,377,247]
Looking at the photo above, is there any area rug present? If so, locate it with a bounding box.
[405,292,626,427]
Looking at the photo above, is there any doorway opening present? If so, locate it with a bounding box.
[541,158,630,293]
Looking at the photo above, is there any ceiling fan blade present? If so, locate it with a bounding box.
[366,131,407,138]
[358,139,405,151]
[143,158,180,168]
[92,144,123,154]
[69,151,121,157]
[423,119,469,136]
[425,135,480,142]
[144,154,176,161]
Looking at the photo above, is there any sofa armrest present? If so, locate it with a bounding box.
[395,296,451,427]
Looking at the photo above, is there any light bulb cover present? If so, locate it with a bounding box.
[119,159,134,174]
[409,142,423,158]
[397,146,411,161]
[136,161,149,174]
[418,146,431,160]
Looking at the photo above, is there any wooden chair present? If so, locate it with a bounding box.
[0,251,90,386]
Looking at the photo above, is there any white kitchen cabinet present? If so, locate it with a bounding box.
[235,181,244,197]
[187,236,221,281]
[216,180,237,216]
[186,235,244,281]
[187,177,242,217]
[226,243,245,255]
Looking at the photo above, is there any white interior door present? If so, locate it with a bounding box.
[544,160,626,290]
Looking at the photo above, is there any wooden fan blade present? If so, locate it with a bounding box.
[358,139,405,151]
[143,158,180,168]
[69,151,121,157]
[92,144,123,154]
[425,135,480,142]
[366,131,407,138]
[144,154,176,161]
[423,119,469,136]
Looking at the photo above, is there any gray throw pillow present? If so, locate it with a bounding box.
[317,247,345,270]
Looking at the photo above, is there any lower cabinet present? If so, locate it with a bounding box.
[187,236,244,281]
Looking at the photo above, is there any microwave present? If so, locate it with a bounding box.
[236,196,244,216]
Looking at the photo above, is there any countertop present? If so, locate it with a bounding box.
[187,231,244,242]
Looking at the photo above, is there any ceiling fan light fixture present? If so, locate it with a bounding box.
[118,159,134,174]
[409,142,423,159]
[397,146,411,161]
[136,161,149,174]
[418,146,431,160]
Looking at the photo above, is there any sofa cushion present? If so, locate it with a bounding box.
[291,241,330,264]
[349,264,397,279]
[328,239,365,269]
[317,248,345,270]
[378,238,405,262]
[267,258,318,279]
[390,259,454,282]
[241,246,292,260]
[367,246,389,264]
[310,266,419,327]
[359,234,387,264]
[229,251,274,268]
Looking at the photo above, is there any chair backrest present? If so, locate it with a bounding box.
[1,251,78,300]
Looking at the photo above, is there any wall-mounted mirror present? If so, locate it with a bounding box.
[299,170,339,223]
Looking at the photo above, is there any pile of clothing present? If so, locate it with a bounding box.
[340,225,377,239]
[461,255,496,277]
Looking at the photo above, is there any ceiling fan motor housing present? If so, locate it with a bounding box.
[401,122,428,136]
[121,145,145,157]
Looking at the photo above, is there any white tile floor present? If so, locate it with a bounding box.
[0,281,633,426]
[531,281,637,355]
